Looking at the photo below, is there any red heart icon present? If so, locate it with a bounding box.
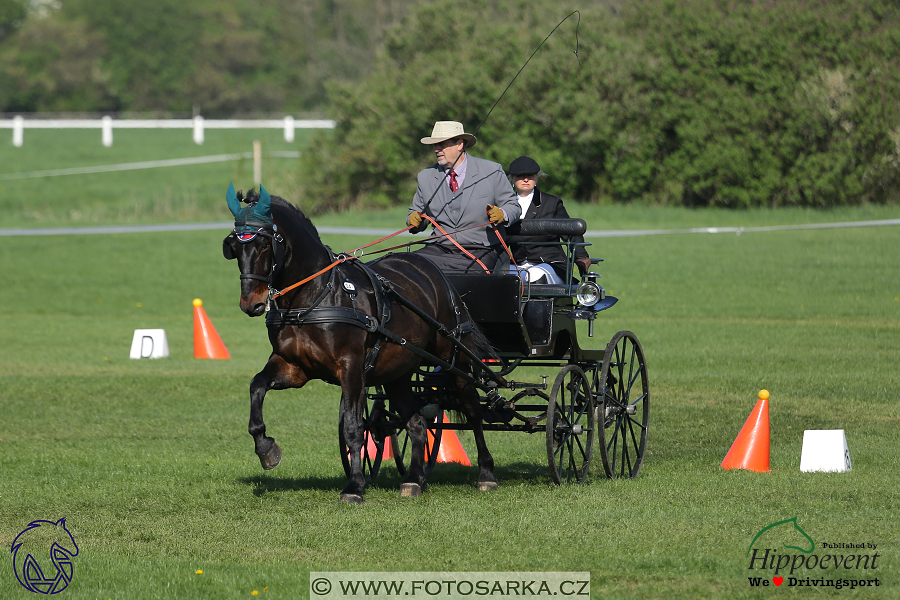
[773,577,784,586]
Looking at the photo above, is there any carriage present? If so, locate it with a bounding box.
[343,217,649,486]
[223,185,648,502]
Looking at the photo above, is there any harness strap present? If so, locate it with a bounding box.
[491,226,524,295]
[271,255,347,299]
[422,214,491,274]
[266,305,486,390]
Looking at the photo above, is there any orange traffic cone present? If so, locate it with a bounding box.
[383,434,394,460]
[721,390,770,472]
[431,414,472,466]
[193,298,230,359]
[361,431,393,461]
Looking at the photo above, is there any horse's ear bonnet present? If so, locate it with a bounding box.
[224,183,282,263]
[225,183,275,258]
[226,182,274,228]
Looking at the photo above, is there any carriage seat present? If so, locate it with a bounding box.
[504,218,588,297]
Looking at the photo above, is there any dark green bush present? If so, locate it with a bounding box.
[300,0,900,209]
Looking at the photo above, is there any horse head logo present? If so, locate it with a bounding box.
[747,516,815,557]
[11,518,79,594]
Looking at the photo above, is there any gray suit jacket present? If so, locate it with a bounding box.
[409,154,521,247]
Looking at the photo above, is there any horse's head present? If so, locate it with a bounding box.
[222,183,285,317]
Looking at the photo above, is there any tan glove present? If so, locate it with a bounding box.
[408,211,423,228]
[577,257,592,276]
[486,205,504,225]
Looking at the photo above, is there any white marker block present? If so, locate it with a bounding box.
[129,329,170,359]
[800,429,852,472]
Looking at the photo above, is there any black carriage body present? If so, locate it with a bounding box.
[448,274,604,362]
[356,219,648,485]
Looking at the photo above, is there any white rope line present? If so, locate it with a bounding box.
[583,219,900,237]
[0,151,300,181]
[1,219,898,238]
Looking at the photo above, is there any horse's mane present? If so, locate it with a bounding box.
[238,188,325,247]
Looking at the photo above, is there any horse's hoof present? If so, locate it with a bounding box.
[258,442,282,470]
[477,481,499,492]
[340,493,364,504]
[400,483,422,498]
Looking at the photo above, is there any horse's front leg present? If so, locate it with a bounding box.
[249,354,307,470]
[338,375,368,504]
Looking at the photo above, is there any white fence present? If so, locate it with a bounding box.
[0,116,336,147]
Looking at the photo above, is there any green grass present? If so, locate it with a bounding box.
[1,219,898,599]
[1,128,310,225]
[1,130,898,598]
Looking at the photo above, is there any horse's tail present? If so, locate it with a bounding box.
[467,320,499,363]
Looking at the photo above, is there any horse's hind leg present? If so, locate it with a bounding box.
[383,379,428,497]
[249,355,307,470]
[457,376,498,491]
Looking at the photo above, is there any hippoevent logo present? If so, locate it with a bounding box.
[10,518,79,594]
[746,517,881,590]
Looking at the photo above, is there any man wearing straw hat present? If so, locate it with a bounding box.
[407,121,521,272]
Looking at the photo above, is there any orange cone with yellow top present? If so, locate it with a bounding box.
[193,298,230,359]
[721,390,770,472]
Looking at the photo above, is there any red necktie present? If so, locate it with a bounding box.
[448,170,459,193]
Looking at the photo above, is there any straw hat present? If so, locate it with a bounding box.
[420,121,476,147]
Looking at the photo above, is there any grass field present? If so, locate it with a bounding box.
[1,130,898,599]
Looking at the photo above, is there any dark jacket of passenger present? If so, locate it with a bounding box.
[505,189,589,281]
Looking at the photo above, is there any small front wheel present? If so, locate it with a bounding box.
[546,364,595,484]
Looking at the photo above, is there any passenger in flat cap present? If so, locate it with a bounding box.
[505,156,591,284]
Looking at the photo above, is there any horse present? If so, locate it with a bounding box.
[222,184,499,502]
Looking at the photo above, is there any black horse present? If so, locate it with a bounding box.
[222,184,498,502]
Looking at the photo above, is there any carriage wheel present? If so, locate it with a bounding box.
[597,331,649,479]
[339,390,388,483]
[390,413,443,477]
[546,364,595,484]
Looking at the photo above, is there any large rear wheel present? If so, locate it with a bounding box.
[597,331,649,479]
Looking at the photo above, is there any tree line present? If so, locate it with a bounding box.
[3,0,900,208]
[0,0,425,114]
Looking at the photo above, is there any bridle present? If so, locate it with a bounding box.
[224,218,285,289]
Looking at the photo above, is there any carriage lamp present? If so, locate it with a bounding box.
[576,273,604,308]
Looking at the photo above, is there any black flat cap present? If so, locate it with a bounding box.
[508,156,541,175]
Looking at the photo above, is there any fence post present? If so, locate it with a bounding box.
[13,115,23,147]
[253,140,262,186]
[102,116,113,147]
[283,116,295,143]
[193,115,205,145]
